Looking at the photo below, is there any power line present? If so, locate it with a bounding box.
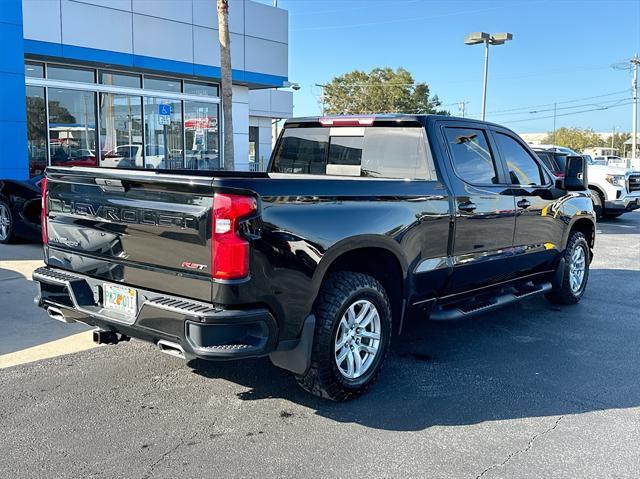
[487,96,629,118]
[503,100,633,124]
[465,89,629,117]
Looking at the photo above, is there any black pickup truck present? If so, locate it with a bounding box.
[34,115,595,400]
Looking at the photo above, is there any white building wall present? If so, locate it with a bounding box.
[249,116,274,166]
[233,85,250,171]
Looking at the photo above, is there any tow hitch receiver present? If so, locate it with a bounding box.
[93,330,130,345]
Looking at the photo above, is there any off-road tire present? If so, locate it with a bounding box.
[296,271,392,401]
[545,231,590,305]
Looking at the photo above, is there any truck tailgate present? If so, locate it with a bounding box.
[44,167,215,301]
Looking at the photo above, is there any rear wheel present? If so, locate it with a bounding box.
[0,201,15,244]
[589,188,604,220]
[296,271,392,401]
[546,231,590,305]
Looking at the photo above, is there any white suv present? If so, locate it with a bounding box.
[532,145,640,219]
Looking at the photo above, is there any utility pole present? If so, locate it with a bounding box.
[552,102,557,144]
[458,101,468,118]
[611,125,616,150]
[632,54,639,160]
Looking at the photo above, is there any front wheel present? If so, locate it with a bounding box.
[0,201,15,244]
[589,188,604,220]
[296,271,392,401]
[546,231,590,305]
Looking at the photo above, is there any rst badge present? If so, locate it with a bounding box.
[181,262,208,271]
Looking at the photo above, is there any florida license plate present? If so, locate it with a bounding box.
[103,283,137,318]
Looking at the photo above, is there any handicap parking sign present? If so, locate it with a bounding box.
[158,104,172,125]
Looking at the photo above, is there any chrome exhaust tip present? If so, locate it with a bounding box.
[46,306,75,324]
[157,340,186,360]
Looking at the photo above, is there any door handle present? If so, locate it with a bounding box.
[458,201,477,213]
[517,199,531,209]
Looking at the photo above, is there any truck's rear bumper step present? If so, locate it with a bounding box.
[33,266,278,360]
[429,281,552,321]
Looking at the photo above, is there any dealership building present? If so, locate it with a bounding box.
[0,0,292,180]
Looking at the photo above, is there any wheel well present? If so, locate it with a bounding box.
[570,218,595,249]
[588,184,605,201]
[324,248,404,333]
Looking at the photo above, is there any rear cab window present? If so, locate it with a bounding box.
[270,125,436,180]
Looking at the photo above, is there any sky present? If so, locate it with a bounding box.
[277,0,640,135]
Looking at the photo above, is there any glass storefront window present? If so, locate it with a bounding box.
[99,93,144,169]
[24,61,222,173]
[144,76,181,93]
[26,86,47,177]
[144,97,183,169]
[249,126,259,163]
[47,89,98,168]
[184,102,219,170]
[184,81,218,97]
[25,62,44,78]
[99,71,141,88]
[48,65,95,83]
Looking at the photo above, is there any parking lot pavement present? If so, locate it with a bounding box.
[0,243,90,356]
[0,212,639,478]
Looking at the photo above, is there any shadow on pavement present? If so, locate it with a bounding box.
[190,268,640,431]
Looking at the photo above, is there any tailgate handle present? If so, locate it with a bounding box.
[95,178,126,192]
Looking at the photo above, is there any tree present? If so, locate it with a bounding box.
[603,132,631,155]
[542,127,604,152]
[217,0,234,169]
[321,67,449,116]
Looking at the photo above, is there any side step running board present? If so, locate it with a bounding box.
[429,281,552,321]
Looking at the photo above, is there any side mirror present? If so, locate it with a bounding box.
[559,155,587,191]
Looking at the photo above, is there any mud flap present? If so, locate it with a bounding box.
[269,315,315,375]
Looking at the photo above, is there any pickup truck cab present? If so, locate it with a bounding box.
[34,115,595,400]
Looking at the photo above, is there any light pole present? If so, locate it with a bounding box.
[464,32,513,121]
[632,54,639,160]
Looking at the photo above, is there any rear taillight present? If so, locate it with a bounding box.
[554,172,566,179]
[211,193,257,280]
[40,177,48,244]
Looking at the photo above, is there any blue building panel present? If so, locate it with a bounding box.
[0,0,23,25]
[0,23,26,75]
[0,0,27,180]
[0,121,30,180]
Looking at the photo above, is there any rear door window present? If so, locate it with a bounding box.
[444,127,499,184]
